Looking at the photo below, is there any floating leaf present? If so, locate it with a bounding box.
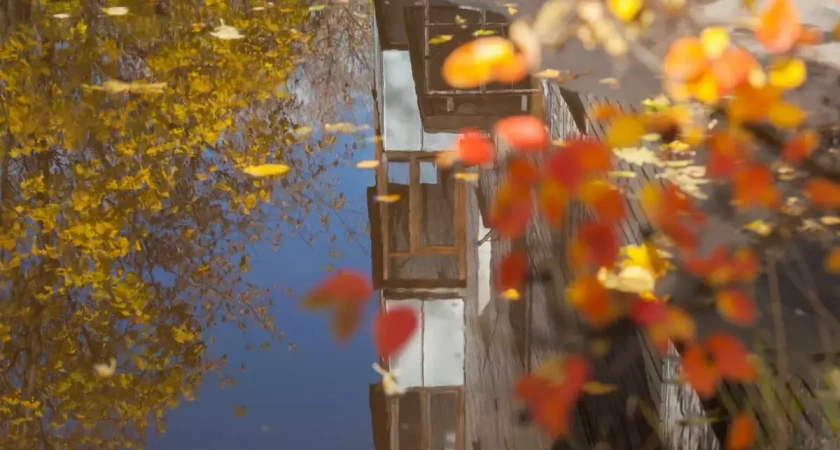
[567,276,617,328]
[210,22,245,40]
[663,38,708,81]
[608,0,642,22]
[473,29,497,37]
[373,363,405,396]
[233,405,247,417]
[726,414,756,450]
[732,164,779,209]
[606,115,646,148]
[301,270,372,310]
[783,129,818,163]
[579,180,625,222]
[455,128,495,165]
[716,289,757,327]
[374,194,401,203]
[102,6,129,16]
[308,4,327,11]
[507,6,518,14]
[539,179,568,226]
[498,250,528,296]
[374,307,419,357]
[599,265,655,294]
[805,178,840,209]
[754,0,802,53]
[441,37,517,89]
[356,160,380,169]
[494,115,548,151]
[242,164,290,178]
[767,101,805,129]
[93,358,117,378]
[429,35,453,45]
[768,58,806,90]
[700,27,730,59]
[53,13,71,19]
[582,381,619,395]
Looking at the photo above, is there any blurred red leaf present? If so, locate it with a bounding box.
[567,276,618,328]
[663,37,709,81]
[711,47,759,93]
[646,306,696,352]
[707,333,756,382]
[455,128,495,166]
[567,136,612,173]
[302,270,372,310]
[374,307,419,357]
[686,247,758,286]
[539,179,568,226]
[726,413,756,450]
[754,0,802,54]
[707,130,750,178]
[577,222,620,268]
[716,289,758,327]
[333,301,365,342]
[732,164,779,209]
[546,149,584,192]
[682,345,719,397]
[507,158,540,193]
[490,182,532,238]
[498,250,528,294]
[630,298,667,327]
[805,178,840,209]
[783,129,818,163]
[514,355,590,438]
[579,180,626,222]
[494,115,549,152]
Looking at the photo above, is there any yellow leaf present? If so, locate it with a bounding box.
[582,381,619,395]
[101,6,129,16]
[700,27,729,59]
[356,160,380,169]
[472,29,496,37]
[606,115,645,148]
[743,220,774,236]
[507,6,518,14]
[608,171,636,178]
[374,194,401,203]
[454,172,479,182]
[768,58,806,90]
[429,35,453,45]
[608,0,642,22]
[501,288,521,301]
[767,101,805,129]
[308,4,327,11]
[242,164,290,178]
[534,69,561,78]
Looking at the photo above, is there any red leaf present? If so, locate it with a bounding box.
[579,180,625,222]
[546,149,584,192]
[566,137,612,173]
[494,115,549,151]
[490,182,532,238]
[783,129,818,163]
[455,128,495,166]
[681,345,719,398]
[302,270,372,309]
[630,298,667,327]
[706,333,756,382]
[539,179,568,226]
[578,222,620,268]
[732,164,779,209]
[716,289,758,327]
[805,178,840,209]
[374,307,419,357]
[498,250,528,293]
[706,130,749,178]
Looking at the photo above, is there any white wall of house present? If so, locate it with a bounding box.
[381,50,459,152]
[385,299,465,388]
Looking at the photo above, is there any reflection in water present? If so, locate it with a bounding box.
[0,0,368,447]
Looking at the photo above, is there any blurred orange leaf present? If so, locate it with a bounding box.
[732,164,779,209]
[455,128,495,166]
[301,270,372,310]
[707,130,750,178]
[726,413,756,450]
[579,180,626,222]
[754,0,802,53]
[716,289,758,327]
[577,221,620,268]
[663,38,708,81]
[711,47,760,93]
[539,179,568,226]
[783,129,818,163]
[824,247,840,273]
[568,136,612,173]
[805,178,840,209]
[682,345,719,397]
[567,276,619,328]
[374,307,419,357]
[498,250,528,296]
[515,354,590,437]
[547,149,584,192]
[495,115,549,151]
[490,182,532,238]
[441,37,516,89]
[682,333,755,397]
[767,101,806,129]
[606,115,646,148]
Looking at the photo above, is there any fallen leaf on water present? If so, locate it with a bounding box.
[726,413,756,450]
[374,307,419,358]
[242,164,290,178]
[599,77,620,86]
[53,13,71,19]
[93,358,117,378]
[210,21,245,40]
[429,35,453,44]
[102,6,129,16]
[88,80,167,95]
[302,271,372,341]
[294,126,313,136]
[374,194,401,203]
[582,381,619,395]
[308,4,327,11]
[233,405,246,417]
[356,160,380,169]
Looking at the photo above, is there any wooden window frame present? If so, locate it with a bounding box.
[389,387,465,450]
[375,151,467,288]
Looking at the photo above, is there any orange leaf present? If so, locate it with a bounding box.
[579,180,625,222]
[716,289,758,327]
[591,102,620,121]
[726,413,757,450]
[455,128,495,166]
[495,115,549,152]
[302,270,372,309]
[441,37,516,89]
[728,84,782,123]
[630,297,667,327]
[805,178,840,209]
[539,179,568,226]
[707,130,750,178]
[490,182,532,238]
[498,250,529,294]
[567,276,617,328]
[707,333,756,382]
[711,47,759,93]
[663,37,709,81]
[578,221,620,268]
[607,115,647,148]
[507,158,540,191]
[333,301,365,342]
[567,136,612,172]
[374,307,419,357]
[681,345,720,397]
[732,164,779,209]
[494,52,529,84]
[783,129,818,163]
[825,247,840,273]
[754,0,802,53]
